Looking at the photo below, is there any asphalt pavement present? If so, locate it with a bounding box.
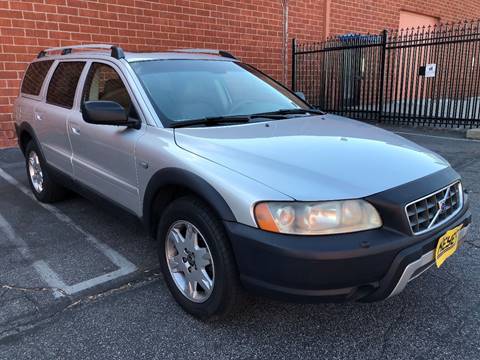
[0,126,479,360]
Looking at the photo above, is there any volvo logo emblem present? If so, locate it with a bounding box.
[428,187,451,229]
[438,199,448,214]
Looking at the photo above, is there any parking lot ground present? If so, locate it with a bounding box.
[0,127,479,360]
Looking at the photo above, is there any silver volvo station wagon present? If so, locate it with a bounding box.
[14,45,472,319]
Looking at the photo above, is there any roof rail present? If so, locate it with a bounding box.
[37,44,125,60]
[174,48,237,59]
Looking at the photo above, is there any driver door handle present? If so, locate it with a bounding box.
[71,126,81,135]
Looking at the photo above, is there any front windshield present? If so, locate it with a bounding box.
[130,60,309,125]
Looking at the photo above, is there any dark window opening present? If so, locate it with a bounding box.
[46,61,85,109]
[21,60,54,96]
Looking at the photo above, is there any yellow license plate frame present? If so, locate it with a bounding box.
[435,224,463,268]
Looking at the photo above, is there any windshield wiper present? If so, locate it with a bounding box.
[251,108,325,118]
[169,115,251,128]
[169,108,326,128]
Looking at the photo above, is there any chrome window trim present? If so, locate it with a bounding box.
[404,181,463,236]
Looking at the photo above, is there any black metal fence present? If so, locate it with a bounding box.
[292,20,480,128]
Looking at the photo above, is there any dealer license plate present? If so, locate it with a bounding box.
[435,225,463,268]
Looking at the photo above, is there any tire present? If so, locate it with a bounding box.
[25,140,68,203]
[157,196,242,320]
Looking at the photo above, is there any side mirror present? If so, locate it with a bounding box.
[81,101,140,129]
[295,91,306,101]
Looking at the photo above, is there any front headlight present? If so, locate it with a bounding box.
[254,200,382,235]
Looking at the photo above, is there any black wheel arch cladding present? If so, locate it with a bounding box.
[143,167,237,237]
[16,122,44,157]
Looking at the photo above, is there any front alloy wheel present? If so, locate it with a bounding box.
[165,220,215,303]
[157,196,242,320]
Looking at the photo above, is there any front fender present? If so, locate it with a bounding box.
[142,167,237,236]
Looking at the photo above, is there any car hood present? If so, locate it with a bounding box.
[174,114,450,200]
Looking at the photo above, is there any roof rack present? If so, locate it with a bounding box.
[37,44,125,60]
[174,48,237,59]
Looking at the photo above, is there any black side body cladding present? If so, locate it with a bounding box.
[15,124,235,238]
[16,124,137,218]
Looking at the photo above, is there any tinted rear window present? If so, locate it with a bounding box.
[46,62,85,108]
[21,60,54,96]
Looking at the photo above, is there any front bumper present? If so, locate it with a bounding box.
[226,207,471,302]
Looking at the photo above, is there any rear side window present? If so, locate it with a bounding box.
[46,62,85,109]
[21,60,54,96]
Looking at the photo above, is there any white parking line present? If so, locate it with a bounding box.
[33,260,68,298]
[0,161,24,170]
[0,167,137,298]
[0,213,66,297]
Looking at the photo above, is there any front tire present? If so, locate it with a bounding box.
[25,141,68,203]
[157,196,241,320]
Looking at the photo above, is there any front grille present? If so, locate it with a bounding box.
[405,182,463,235]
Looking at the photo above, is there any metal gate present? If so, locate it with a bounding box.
[292,20,480,128]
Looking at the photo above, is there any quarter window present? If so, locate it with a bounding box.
[46,62,85,109]
[82,63,133,112]
[21,60,54,96]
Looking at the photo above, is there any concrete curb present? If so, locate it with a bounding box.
[466,128,480,140]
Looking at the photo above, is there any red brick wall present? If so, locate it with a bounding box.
[0,0,479,148]
[328,0,480,36]
[0,0,327,148]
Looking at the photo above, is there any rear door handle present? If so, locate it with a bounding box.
[35,113,43,121]
[71,127,81,135]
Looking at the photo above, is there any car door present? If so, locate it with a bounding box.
[34,60,86,176]
[16,59,55,150]
[68,61,145,213]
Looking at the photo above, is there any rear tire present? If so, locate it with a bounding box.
[157,196,242,320]
[25,141,68,203]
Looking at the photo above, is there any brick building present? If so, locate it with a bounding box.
[1,0,480,148]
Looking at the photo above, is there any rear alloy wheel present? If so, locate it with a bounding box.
[157,196,242,320]
[28,150,44,194]
[25,141,68,203]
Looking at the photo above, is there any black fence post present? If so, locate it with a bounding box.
[291,38,296,91]
[378,29,388,122]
